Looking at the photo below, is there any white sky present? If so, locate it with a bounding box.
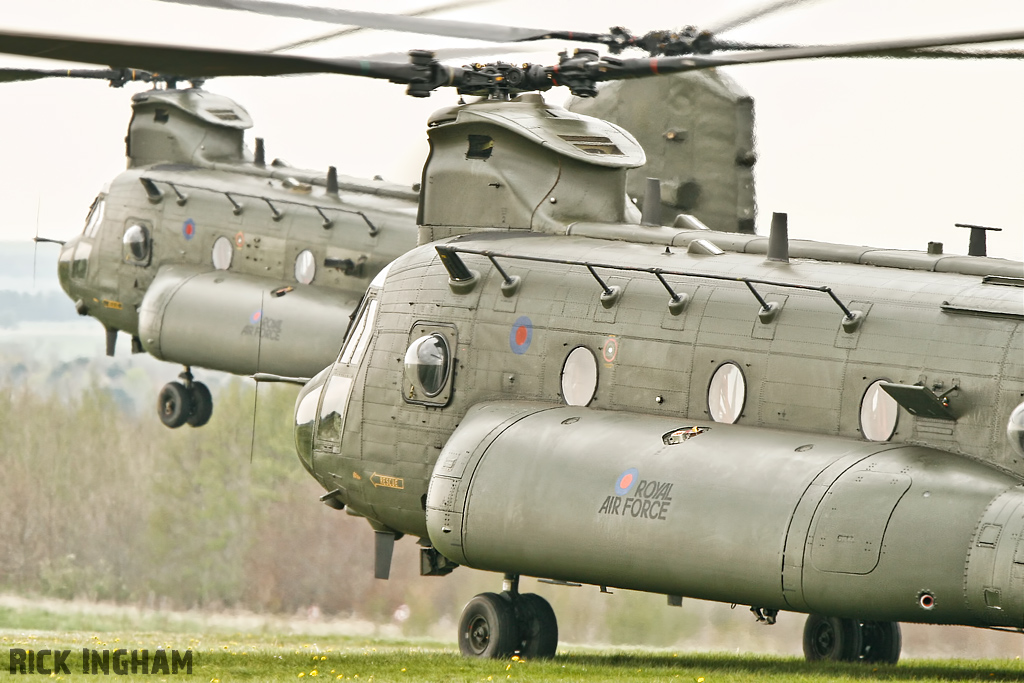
[1,0,1022,260]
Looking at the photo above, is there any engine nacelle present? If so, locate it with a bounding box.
[138,264,355,377]
[427,401,1024,626]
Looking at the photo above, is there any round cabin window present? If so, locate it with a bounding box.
[404,334,450,398]
[561,346,598,406]
[295,249,316,284]
[212,236,233,270]
[860,380,899,441]
[1008,403,1024,460]
[122,224,150,264]
[708,362,746,424]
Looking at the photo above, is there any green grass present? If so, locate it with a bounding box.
[1,628,1022,682]
[1,603,1022,682]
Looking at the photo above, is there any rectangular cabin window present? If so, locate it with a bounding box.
[340,298,379,366]
[154,108,169,123]
[466,135,493,160]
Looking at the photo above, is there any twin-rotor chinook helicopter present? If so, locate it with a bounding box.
[48,82,421,427]
[5,0,1024,665]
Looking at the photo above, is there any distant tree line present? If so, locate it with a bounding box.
[0,291,78,328]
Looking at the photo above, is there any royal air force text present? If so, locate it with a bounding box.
[599,480,673,521]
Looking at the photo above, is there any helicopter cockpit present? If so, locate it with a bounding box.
[294,261,392,482]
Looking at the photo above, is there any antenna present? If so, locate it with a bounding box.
[640,178,662,227]
[249,291,265,464]
[955,223,1002,257]
[766,212,790,263]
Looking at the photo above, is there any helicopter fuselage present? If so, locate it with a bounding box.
[55,87,420,379]
[295,225,1024,628]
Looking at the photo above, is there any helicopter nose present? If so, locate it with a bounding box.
[293,365,332,475]
[56,236,78,298]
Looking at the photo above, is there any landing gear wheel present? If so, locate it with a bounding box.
[803,615,862,662]
[514,593,558,659]
[859,621,901,664]
[187,381,213,427]
[157,381,193,429]
[459,592,518,659]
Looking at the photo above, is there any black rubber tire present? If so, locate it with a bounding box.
[514,593,558,659]
[157,381,192,429]
[187,381,213,427]
[803,615,862,662]
[458,592,518,659]
[859,621,901,664]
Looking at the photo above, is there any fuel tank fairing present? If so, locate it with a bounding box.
[427,402,1024,627]
[139,264,356,377]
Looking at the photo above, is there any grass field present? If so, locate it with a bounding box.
[1,604,1023,682]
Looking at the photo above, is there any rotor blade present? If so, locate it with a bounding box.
[156,0,606,44]
[704,0,822,35]
[0,67,141,83]
[268,0,496,52]
[0,29,426,81]
[0,68,65,83]
[604,27,1024,78]
[874,47,1024,60]
[706,41,1024,58]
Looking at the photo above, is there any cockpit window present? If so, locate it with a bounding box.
[340,298,378,366]
[83,196,106,239]
[123,223,152,266]
[317,375,353,446]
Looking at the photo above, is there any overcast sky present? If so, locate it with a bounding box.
[2,0,1022,260]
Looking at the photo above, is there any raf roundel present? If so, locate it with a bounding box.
[602,336,618,363]
[182,218,196,240]
[509,316,533,355]
[615,468,639,496]
[250,310,262,325]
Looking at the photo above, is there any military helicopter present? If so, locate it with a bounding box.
[6,49,427,429]
[46,82,421,428]
[3,0,1023,665]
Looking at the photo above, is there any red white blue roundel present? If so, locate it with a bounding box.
[182,219,196,240]
[615,468,639,496]
[250,310,262,325]
[509,316,532,355]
